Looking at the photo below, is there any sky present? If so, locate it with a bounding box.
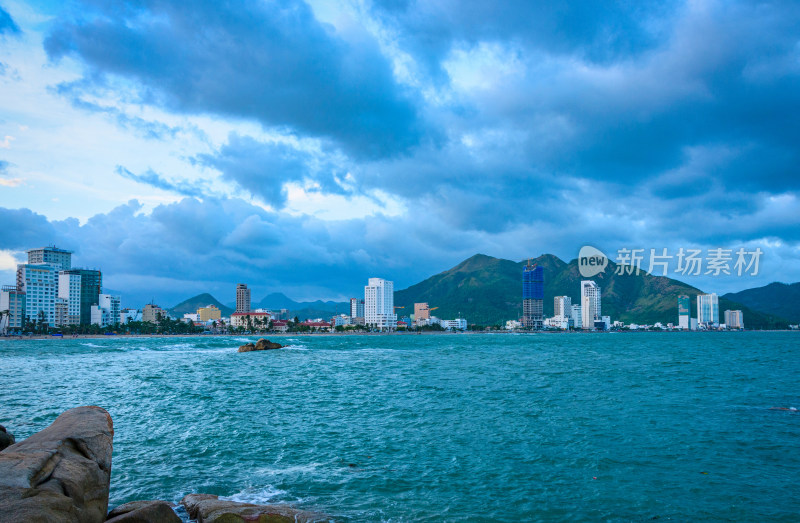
[1,0,799,307]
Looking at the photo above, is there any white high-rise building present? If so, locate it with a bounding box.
[697,293,719,327]
[364,278,396,331]
[554,296,572,317]
[0,285,26,332]
[16,263,58,326]
[581,280,601,329]
[58,272,82,325]
[91,294,121,327]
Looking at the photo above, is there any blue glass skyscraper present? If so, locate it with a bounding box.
[522,262,544,328]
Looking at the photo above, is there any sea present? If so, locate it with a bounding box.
[1,332,798,521]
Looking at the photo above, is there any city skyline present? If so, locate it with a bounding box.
[1,1,799,305]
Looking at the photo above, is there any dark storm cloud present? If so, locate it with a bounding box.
[193,134,352,207]
[371,0,676,82]
[0,4,20,35]
[44,0,424,158]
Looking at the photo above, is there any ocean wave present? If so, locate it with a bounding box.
[223,485,293,505]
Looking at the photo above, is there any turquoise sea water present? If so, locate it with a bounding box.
[1,332,798,521]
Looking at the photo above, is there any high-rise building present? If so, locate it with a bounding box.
[58,272,82,325]
[414,302,430,321]
[350,298,365,319]
[571,304,582,329]
[16,263,58,326]
[236,284,251,313]
[60,269,101,325]
[26,246,72,271]
[554,296,572,318]
[724,309,743,329]
[0,285,25,332]
[580,280,601,329]
[522,262,544,329]
[678,295,690,329]
[697,293,719,327]
[364,278,396,331]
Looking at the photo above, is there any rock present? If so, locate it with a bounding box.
[238,338,283,352]
[106,500,181,523]
[181,493,327,523]
[0,406,114,523]
[0,424,14,451]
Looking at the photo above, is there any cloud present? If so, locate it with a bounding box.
[193,133,352,207]
[0,5,20,35]
[44,0,425,158]
[115,166,209,199]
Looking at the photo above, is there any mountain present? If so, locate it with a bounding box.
[394,253,789,329]
[254,293,349,320]
[723,282,800,323]
[169,293,234,317]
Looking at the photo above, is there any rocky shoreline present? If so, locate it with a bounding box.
[0,407,330,522]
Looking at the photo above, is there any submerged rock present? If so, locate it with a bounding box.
[238,338,283,352]
[106,499,181,522]
[0,424,14,451]
[0,406,114,523]
[181,493,327,522]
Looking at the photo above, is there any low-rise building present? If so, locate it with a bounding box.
[142,304,167,323]
[119,308,141,324]
[230,311,271,329]
[440,318,467,331]
[544,315,572,330]
[197,305,221,322]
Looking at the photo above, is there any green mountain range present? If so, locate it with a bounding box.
[394,253,789,329]
[723,282,800,324]
[168,293,234,317]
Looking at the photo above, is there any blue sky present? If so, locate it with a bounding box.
[1,0,799,307]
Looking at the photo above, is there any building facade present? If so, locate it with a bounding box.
[60,269,101,325]
[364,278,396,330]
[580,280,601,329]
[554,296,572,318]
[0,285,25,332]
[58,272,82,325]
[236,284,251,313]
[27,246,72,271]
[142,304,167,323]
[16,263,58,326]
[522,263,544,329]
[414,302,430,321]
[349,298,365,319]
[724,309,744,329]
[678,294,690,329]
[697,293,719,327]
[198,305,222,322]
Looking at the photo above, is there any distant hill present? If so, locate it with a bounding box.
[169,293,234,317]
[723,282,800,323]
[254,292,349,320]
[394,253,788,329]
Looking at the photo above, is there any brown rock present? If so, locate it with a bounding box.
[0,406,114,523]
[238,338,283,352]
[181,493,328,522]
[0,424,14,452]
[106,500,181,523]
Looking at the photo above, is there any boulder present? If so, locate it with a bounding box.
[181,493,327,523]
[0,424,14,451]
[238,338,283,352]
[0,406,114,523]
[106,500,181,523]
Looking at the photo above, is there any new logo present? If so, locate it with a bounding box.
[578,246,608,277]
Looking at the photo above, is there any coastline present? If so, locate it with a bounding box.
[0,329,795,342]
